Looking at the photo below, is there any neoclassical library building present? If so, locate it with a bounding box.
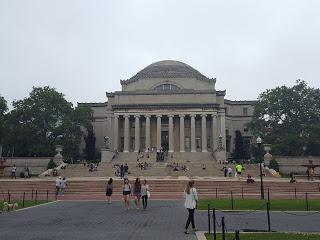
[80,60,255,155]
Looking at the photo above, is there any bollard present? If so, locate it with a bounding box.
[305,193,309,211]
[235,230,240,240]
[267,202,271,232]
[35,190,38,204]
[212,208,217,240]
[221,216,226,240]
[22,192,26,208]
[294,188,297,200]
[231,191,234,210]
[46,190,49,202]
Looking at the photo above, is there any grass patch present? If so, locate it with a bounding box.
[205,232,320,240]
[198,199,320,211]
[0,200,50,211]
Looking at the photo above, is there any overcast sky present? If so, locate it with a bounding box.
[1,0,320,107]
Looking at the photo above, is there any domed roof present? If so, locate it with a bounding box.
[122,60,213,84]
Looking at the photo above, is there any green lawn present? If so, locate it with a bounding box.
[198,199,320,211]
[205,233,320,240]
[0,200,50,211]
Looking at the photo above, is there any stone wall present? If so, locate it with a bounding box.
[2,157,51,177]
[274,156,320,174]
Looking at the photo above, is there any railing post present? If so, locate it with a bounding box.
[305,193,309,211]
[267,202,271,232]
[241,187,244,199]
[294,188,297,200]
[46,190,49,202]
[31,189,34,200]
[7,190,11,203]
[231,191,234,210]
[235,230,240,240]
[267,188,270,202]
[207,204,211,234]
[22,192,26,208]
[215,187,218,199]
[212,208,217,240]
[35,190,38,204]
[221,216,226,240]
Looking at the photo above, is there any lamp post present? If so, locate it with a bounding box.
[257,136,264,199]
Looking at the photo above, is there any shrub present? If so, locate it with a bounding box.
[47,159,57,169]
[269,159,279,172]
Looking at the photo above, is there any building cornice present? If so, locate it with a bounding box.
[112,103,221,110]
[106,89,225,96]
[78,102,108,107]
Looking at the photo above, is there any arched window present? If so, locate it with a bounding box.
[154,84,180,91]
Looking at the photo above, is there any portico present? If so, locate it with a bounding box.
[112,111,224,153]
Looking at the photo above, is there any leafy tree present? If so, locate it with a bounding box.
[248,80,320,156]
[233,130,245,160]
[2,86,92,159]
[84,126,96,160]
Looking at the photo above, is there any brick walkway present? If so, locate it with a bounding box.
[1,200,320,240]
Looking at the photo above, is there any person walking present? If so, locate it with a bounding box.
[122,178,131,210]
[141,179,150,210]
[11,165,17,179]
[124,163,129,178]
[184,180,198,234]
[120,164,124,179]
[235,163,243,180]
[106,178,113,203]
[133,178,142,209]
[60,177,68,195]
[55,176,62,195]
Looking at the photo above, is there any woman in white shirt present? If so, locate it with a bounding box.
[184,180,198,234]
[122,178,131,210]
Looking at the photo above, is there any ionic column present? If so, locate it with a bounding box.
[179,114,185,152]
[190,114,196,152]
[201,114,207,152]
[168,114,174,152]
[212,113,218,150]
[123,114,130,152]
[145,115,151,152]
[220,110,226,149]
[156,114,162,150]
[113,115,119,151]
[134,115,140,152]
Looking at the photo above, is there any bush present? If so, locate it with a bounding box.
[47,159,57,169]
[269,159,279,172]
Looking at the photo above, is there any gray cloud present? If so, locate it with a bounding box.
[1,0,319,107]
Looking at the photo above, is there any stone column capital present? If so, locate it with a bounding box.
[145,114,151,118]
[201,114,207,118]
[179,114,185,118]
[190,113,196,118]
[114,114,120,119]
[123,114,130,118]
[134,114,140,118]
[156,114,162,118]
[168,114,174,118]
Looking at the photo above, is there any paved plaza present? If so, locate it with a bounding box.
[1,200,320,240]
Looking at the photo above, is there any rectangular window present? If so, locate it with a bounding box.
[185,137,191,149]
[196,137,201,148]
[207,136,211,149]
[243,108,248,116]
[195,119,201,128]
[185,119,190,128]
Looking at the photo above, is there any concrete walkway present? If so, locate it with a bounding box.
[1,201,320,240]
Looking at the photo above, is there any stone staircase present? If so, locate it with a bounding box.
[59,152,269,179]
[1,178,320,201]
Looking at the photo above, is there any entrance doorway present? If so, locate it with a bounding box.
[161,131,169,151]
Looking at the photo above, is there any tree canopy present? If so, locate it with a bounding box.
[2,86,92,160]
[248,80,320,156]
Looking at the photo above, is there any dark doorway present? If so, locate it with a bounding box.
[161,131,169,151]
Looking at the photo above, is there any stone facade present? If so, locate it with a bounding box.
[79,60,255,155]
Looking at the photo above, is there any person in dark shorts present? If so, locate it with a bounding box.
[141,179,150,210]
[106,178,113,204]
[133,178,142,209]
[122,178,131,210]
